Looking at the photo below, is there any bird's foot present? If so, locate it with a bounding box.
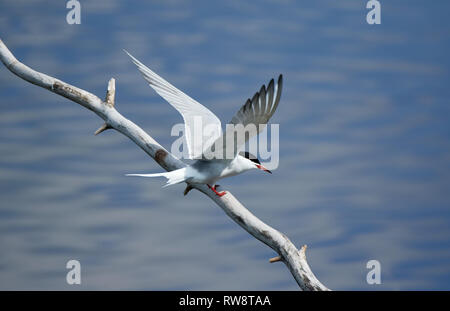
[184,185,194,196]
[207,184,226,197]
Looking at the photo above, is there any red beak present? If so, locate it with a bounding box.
[256,164,272,174]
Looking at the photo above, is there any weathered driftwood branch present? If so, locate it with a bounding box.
[0,38,329,291]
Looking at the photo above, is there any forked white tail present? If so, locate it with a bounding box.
[126,167,187,187]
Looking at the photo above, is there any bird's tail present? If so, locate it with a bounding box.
[126,168,187,188]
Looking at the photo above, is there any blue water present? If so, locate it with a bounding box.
[0,0,449,290]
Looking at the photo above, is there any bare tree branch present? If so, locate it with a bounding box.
[0,38,330,291]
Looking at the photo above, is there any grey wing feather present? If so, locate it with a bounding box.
[204,74,283,159]
[230,74,283,127]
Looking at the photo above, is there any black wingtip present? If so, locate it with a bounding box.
[278,74,283,83]
[259,84,266,93]
[251,92,259,103]
[276,75,283,94]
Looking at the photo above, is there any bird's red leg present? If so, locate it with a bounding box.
[207,184,226,197]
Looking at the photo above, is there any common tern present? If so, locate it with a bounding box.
[125,51,282,197]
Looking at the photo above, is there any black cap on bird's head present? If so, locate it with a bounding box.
[239,151,272,174]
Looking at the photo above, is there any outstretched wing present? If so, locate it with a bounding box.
[125,51,222,159]
[203,74,283,160]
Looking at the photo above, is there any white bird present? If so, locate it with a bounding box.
[125,51,283,197]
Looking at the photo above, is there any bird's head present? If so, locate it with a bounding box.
[238,151,272,174]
